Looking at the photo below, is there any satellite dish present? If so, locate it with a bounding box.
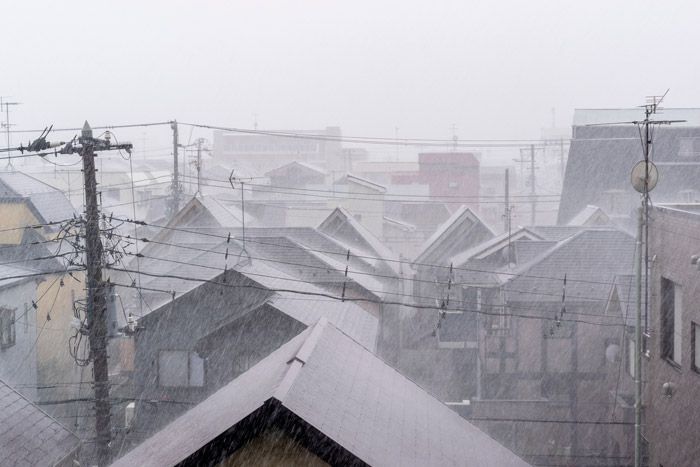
[631,160,658,193]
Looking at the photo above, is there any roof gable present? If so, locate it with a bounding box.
[318,207,400,275]
[264,160,327,178]
[414,205,495,266]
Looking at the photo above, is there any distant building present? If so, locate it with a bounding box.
[213,126,345,173]
[558,108,700,227]
[393,152,480,214]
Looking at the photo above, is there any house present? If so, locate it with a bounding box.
[264,160,327,187]
[0,173,87,426]
[448,227,637,465]
[412,205,495,301]
[0,171,76,243]
[111,221,385,449]
[112,318,531,467]
[557,108,700,227]
[0,378,81,467]
[644,204,700,466]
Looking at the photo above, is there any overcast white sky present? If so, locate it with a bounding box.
[2,0,699,156]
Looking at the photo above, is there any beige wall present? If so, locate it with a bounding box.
[218,428,329,467]
[0,203,39,243]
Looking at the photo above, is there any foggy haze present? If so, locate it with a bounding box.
[2,0,699,147]
[3,2,700,467]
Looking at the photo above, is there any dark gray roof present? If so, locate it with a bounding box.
[0,171,76,224]
[505,229,635,303]
[113,319,530,467]
[0,379,80,467]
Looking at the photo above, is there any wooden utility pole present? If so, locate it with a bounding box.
[80,121,111,466]
[58,121,133,466]
[167,120,180,217]
[196,138,203,195]
[504,168,510,232]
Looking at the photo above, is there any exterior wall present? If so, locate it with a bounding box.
[213,127,343,173]
[418,153,480,214]
[646,206,700,467]
[219,428,329,467]
[0,280,38,401]
[35,272,89,420]
[469,295,633,465]
[121,276,310,444]
[0,203,39,243]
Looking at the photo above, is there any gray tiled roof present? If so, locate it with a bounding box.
[0,379,80,467]
[112,320,530,467]
[505,229,635,303]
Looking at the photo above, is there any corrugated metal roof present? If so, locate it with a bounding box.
[112,320,530,467]
[0,379,80,467]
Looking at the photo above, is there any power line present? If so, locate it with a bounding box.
[108,267,626,328]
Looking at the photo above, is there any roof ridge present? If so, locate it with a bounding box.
[273,318,328,401]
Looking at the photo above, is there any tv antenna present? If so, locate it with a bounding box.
[0,98,21,169]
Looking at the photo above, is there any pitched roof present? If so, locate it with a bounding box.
[0,171,76,224]
[504,228,635,303]
[122,236,379,350]
[113,319,530,467]
[333,173,387,193]
[413,205,495,266]
[264,160,327,177]
[0,379,80,466]
[567,205,611,226]
[318,207,401,275]
[450,227,543,267]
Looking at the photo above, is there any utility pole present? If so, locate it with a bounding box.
[80,122,111,466]
[167,120,180,217]
[530,144,536,225]
[504,168,510,232]
[59,121,132,466]
[559,138,566,184]
[628,91,683,467]
[196,138,203,195]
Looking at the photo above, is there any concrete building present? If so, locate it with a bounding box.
[645,204,700,466]
[213,126,344,173]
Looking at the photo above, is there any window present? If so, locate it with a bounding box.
[158,350,205,388]
[693,323,700,373]
[0,308,16,350]
[660,278,682,365]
